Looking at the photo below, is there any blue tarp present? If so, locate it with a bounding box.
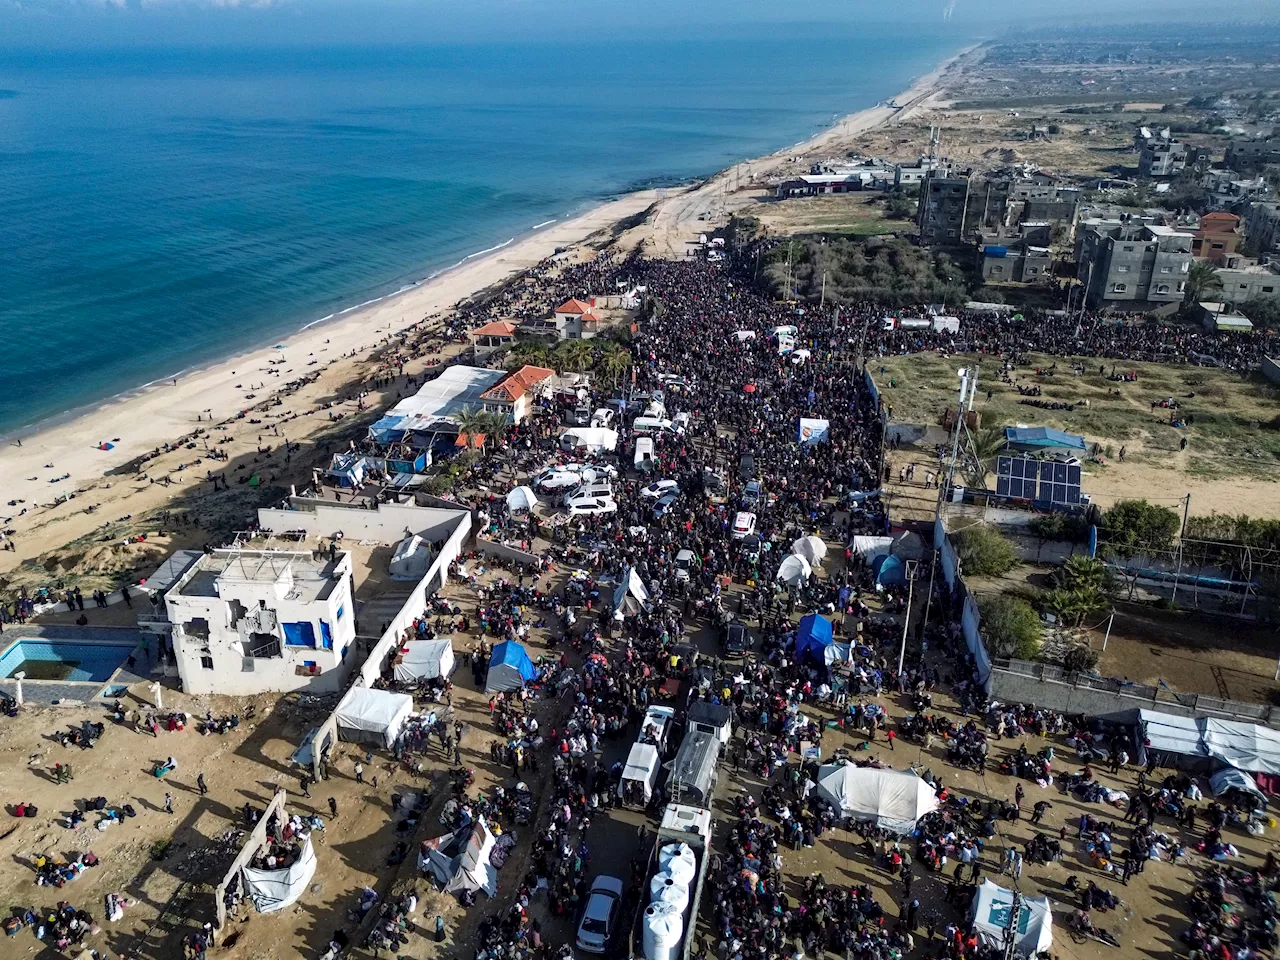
[873,554,907,587]
[1004,426,1086,451]
[795,614,834,663]
[486,640,537,692]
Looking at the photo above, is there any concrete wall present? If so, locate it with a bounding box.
[259,499,465,545]
[213,789,289,931]
[475,536,540,570]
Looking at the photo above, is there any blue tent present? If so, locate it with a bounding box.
[873,554,907,587]
[1004,426,1086,452]
[486,640,537,693]
[795,614,834,663]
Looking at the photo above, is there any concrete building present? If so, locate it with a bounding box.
[479,364,554,425]
[979,222,1053,284]
[165,548,357,695]
[894,156,949,187]
[1198,301,1254,332]
[775,173,872,197]
[1192,212,1243,263]
[1135,128,1187,178]
[1246,202,1280,256]
[1201,171,1272,211]
[1076,220,1193,309]
[1212,259,1280,305]
[916,173,1010,247]
[470,321,518,360]
[1225,138,1280,173]
[521,298,600,341]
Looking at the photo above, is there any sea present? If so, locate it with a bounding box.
[0,30,961,436]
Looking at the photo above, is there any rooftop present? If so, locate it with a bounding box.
[554,298,594,315]
[471,320,518,338]
[177,549,344,604]
[481,365,555,403]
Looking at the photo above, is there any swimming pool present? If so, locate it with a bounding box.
[0,639,138,683]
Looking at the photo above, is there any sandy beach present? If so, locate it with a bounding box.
[0,49,969,585]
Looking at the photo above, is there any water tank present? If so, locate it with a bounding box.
[643,901,685,960]
[649,874,690,914]
[657,843,697,885]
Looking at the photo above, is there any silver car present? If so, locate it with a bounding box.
[576,875,624,954]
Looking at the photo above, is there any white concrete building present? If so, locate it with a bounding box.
[166,549,357,696]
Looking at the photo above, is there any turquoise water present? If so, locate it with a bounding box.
[0,639,138,682]
[0,33,959,435]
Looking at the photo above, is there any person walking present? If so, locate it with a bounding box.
[1014,783,1025,811]
[164,793,174,814]
[299,775,312,798]
[886,728,896,751]
[354,761,364,785]
[328,797,338,818]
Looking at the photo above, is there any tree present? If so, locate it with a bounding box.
[453,406,489,454]
[595,342,633,388]
[961,427,1007,491]
[1184,260,1223,305]
[505,341,550,370]
[1054,555,1115,595]
[979,595,1042,660]
[1240,295,1280,332]
[1101,499,1182,558]
[552,339,595,373]
[952,525,1018,578]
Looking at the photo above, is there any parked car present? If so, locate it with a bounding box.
[640,478,680,499]
[562,479,613,507]
[590,408,616,429]
[652,492,680,517]
[567,496,618,516]
[674,548,697,581]
[576,875,625,954]
[534,463,614,491]
[722,621,749,657]
[731,511,757,539]
[742,479,763,507]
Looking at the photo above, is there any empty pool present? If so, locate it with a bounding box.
[0,639,138,683]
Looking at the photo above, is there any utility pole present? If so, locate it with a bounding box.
[1171,493,1191,605]
[897,559,919,676]
[1002,889,1022,960]
[820,271,827,308]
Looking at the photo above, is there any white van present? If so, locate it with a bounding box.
[634,437,655,472]
[618,741,660,803]
[639,705,677,753]
[632,416,675,436]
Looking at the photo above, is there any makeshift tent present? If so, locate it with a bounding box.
[969,880,1053,957]
[393,638,455,683]
[794,614,834,664]
[873,554,907,587]
[1202,719,1280,775]
[613,566,653,618]
[849,535,894,560]
[242,836,318,913]
[559,427,618,453]
[815,764,939,833]
[486,640,537,693]
[334,688,414,749]
[1136,709,1210,767]
[506,485,538,513]
[620,742,661,802]
[389,534,431,581]
[1210,768,1268,807]
[775,554,812,587]
[791,535,827,565]
[418,819,499,897]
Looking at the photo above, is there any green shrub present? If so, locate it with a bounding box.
[1100,500,1181,558]
[979,595,1043,660]
[952,526,1018,578]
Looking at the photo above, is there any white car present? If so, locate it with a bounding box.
[731,511,757,539]
[567,496,618,516]
[590,408,616,429]
[640,479,680,499]
[576,875,625,954]
[674,548,697,581]
[534,463,615,491]
[671,411,691,434]
[562,479,613,507]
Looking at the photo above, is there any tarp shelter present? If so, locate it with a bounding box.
[242,836,318,913]
[389,534,431,581]
[613,566,653,618]
[334,688,414,749]
[791,535,827,565]
[775,554,812,587]
[1202,719,1280,775]
[506,485,539,513]
[1004,426,1086,453]
[559,427,618,454]
[849,536,894,560]
[815,764,939,833]
[794,614,834,664]
[486,640,537,693]
[1137,709,1210,767]
[393,638,455,683]
[1210,768,1268,807]
[969,879,1053,957]
[620,742,661,802]
[873,554,907,587]
[418,819,499,897]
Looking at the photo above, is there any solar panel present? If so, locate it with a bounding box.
[993,454,1083,505]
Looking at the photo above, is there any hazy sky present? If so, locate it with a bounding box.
[0,0,1275,50]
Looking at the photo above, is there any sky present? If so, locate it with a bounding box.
[0,0,1276,50]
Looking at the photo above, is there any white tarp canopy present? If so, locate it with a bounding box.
[506,485,539,513]
[1138,709,1208,762]
[849,535,894,559]
[969,879,1053,956]
[620,742,661,802]
[775,554,812,587]
[791,535,827,565]
[613,566,652,618]
[389,534,431,581]
[815,764,938,833]
[418,819,499,897]
[1210,767,1268,806]
[242,836,318,914]
[334,687,414,749]
[559,427,618,453]
[393,638,455,683]
[1203,719,1280,775]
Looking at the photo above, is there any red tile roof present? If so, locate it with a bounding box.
[481,364,555,403]
[554,298,594,315]
[471,321,518,337]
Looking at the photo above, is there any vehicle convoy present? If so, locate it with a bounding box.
[631,804,713,960]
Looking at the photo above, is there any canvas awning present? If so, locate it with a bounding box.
[393,638,455,683]
[334,688,414,749]
[1137,709,1207,761]
[815,764,938,833]
[1202,719,1280,775]
[969,879,1053,956]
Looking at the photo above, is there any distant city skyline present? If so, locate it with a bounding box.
[2,0,1279,50]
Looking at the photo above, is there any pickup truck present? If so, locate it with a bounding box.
[632,804,713,960]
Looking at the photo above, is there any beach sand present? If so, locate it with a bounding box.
[0,51,969,586]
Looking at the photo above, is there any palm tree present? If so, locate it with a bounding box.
[1184,260,1223,305]
[1055,555,1114,595]
[553,339,595,374]
[596,343,632,388]
[505,340,550,370]
[961,427,1006,491]
[453,406,488,454]
[480,410,509,449]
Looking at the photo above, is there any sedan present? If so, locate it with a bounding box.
[731,511,757,539]
[576,875,625,954]
[640,478,680,499]
[568,496,618,516]
[652,492,680,517]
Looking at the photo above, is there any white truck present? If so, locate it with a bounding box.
[633,804,713,960]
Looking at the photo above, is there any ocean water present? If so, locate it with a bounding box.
[0,32,959,435]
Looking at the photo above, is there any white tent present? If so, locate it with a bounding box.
[242,836,318,914]
[389,534,431,581]
[506,485,539,513]
[775,554,812,587]
[334,687,414,749]
[969,880,1053,957]
[1137,709,1209,765]
[613,566,652,618]
[393,638,455,683]
[418,819,499,897]
[815,764,939,833]
[559,427,618,453]
[849,535,894,559]
[791,535,827,565]
[1202,718,1280,775]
